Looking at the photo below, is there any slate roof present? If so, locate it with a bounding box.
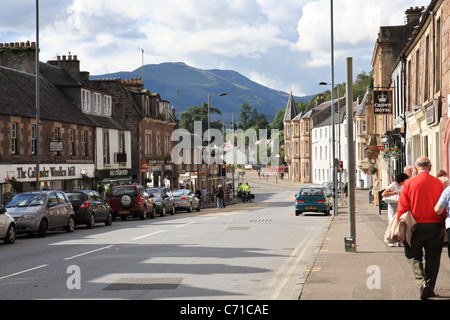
[283,92,298,122]
[0,66,92,126]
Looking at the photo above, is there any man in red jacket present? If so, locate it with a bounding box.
[397,156,446,299]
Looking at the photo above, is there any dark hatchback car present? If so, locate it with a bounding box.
[295,186,332,216]
[108,185,155,220]
[65,190,112,228]
[146,187,175,216]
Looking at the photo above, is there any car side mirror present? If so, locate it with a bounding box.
[0,205,6,214]
[150,194,154,198]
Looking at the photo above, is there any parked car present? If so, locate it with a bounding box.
[146,187,175,216]
[0,205,16,244]
[5,191,75,237]
[295,186,332,216]
[65,190,112,228]
[321,181,341,195]
[108,185,155,220]
[172,189,201,212]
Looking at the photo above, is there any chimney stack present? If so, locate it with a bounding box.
[405,6,424,25]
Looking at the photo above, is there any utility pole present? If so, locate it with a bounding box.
[35,0,40,191]
[346,57,356,244]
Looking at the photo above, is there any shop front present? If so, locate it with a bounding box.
[1,163,95,205]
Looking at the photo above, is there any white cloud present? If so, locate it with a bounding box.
[293,0,427,68]
[0,0,430,95]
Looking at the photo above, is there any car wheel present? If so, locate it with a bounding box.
[37,219,47,237]
[187,202,192,212]
[65,216,75,233]
[149,206,156,219]
[140,206,147,220]
[295,210,302,216]
[121,215,128,221]
[4,223,16,244]
[87,213,95,229]
[160,206,166,217]
[170,205,175,215]
[105,212,113,226]
[196,202,200,212]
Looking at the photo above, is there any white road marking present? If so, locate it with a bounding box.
[131,230,166,241]
[63,245,114,261]
[0,264,49,281]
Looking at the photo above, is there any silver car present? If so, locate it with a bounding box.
[0,206,16,244]
[173,189,200,212]
[6,191,75,237]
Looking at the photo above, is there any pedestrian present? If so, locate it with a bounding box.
[382,172,409,246]
[436,169,448,187]
[434,186,450,259]
[217,184,224,208]
[404,166,414,178]
[397,156,446,300]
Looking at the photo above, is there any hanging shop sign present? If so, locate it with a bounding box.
[373,89,393,115]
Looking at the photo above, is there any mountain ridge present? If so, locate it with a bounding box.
[90,62,314,122]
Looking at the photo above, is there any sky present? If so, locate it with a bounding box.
[1,0,427,97]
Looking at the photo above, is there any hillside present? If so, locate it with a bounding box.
[91,62,314,122]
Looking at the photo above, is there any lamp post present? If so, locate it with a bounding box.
[327,0,337,216]
[207,93,227,191]
[35,0,41,191]
[320,82,342,205]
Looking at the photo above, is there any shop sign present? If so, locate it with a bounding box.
[425,101,436,126]
[373,89,393,115]
[15,166,76,179]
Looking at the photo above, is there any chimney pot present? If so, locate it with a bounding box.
[62,55,67,60]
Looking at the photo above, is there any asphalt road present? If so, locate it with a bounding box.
[0,179,332,300]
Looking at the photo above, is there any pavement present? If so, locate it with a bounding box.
[242,170,450,300]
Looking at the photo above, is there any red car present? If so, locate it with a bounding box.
[108,185,155,221]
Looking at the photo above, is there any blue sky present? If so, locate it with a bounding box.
[1,0,426,96]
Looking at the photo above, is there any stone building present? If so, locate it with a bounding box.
[87,78,178,188]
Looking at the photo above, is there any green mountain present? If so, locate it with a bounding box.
[91,62,313,122]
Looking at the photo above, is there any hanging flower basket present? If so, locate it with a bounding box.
[368,165,378,175]
[4,177,21,192]
[382,146,402,161]
[390,146,402,160]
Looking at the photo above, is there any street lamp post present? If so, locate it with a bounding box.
[207,93,227,191]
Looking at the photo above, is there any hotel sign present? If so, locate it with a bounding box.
[373,90,393,115]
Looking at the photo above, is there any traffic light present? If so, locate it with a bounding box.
[339,161,343,172]
[221,165,226,176]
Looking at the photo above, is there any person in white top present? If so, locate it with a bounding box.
[382,172,409,246]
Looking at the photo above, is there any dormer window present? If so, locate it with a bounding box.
[104,96,112,116]
[81,89,90,112]
[94,93,101,114]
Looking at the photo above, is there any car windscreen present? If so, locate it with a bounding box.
[146,189,162,199]
[299,188,324,196]
[65,192,86,202]
[6,193,46,207]
[172,190,188,197]
[111,187,137,197]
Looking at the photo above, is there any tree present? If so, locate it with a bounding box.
[179,102,222,133]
